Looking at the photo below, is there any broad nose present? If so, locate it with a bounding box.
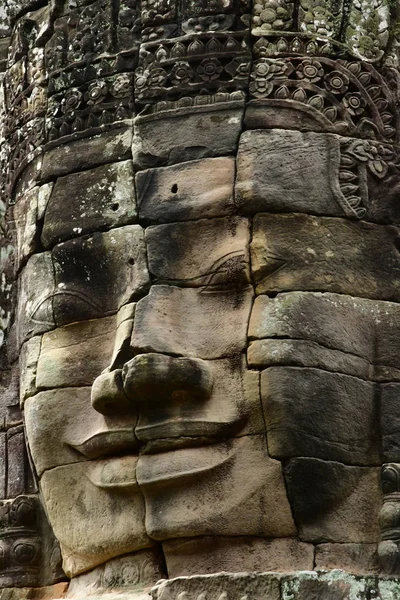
[122,353,213,405]
[91,353,214,417]
[91,369,133,415]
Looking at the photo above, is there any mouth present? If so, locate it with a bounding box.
[135,418,244,452]
[69,424,237,488]
[69,429,139,459]
[71,416,242,460]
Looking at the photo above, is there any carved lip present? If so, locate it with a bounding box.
[136,419,241,441]
[136,441,235,486]
[70,419,241,460]
[69,429,139,460]
[86,455,139,489]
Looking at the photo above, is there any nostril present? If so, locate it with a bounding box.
[91,370,133,415]
[171,184,178,194]
[122,353,213,403]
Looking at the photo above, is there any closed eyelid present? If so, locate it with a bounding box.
[30,289,105,324]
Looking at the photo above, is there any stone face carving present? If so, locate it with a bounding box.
[0,0,400,596]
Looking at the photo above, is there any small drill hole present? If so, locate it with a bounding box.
[111,203,119,211]
[128,258,135,265]
[171,184,178,193]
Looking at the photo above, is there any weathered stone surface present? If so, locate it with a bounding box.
[251,213,400,300]
[40,459,151,578]
[315,543,380,574]
[137,434,296,540]
[36,316,116,390]
[0,433,6,499]
[66,551,165,598]
[235,130,400,225]
[132,285,253,360]
[109,303,136,371]
[285,458,381,543]
[145,217,250,287]
[150,571,400,600]
[42,161,137,248]
[381,383,400,462]
[41,128,133,182]
[136,158,235,224]
[163,536,314,577]
[19,335,41,406]
[261,366,380,465]
[153,572,281,600]
[16,252,55,347]
[25,387,137,475]
[280,571,368,600]
[7,428,25,497]
[0,583,68,600]
[249,291,400,374]
[52,226,149,326]
[235,129,344,217]
[248,338,371,379]
[132,101,244,169]
[13,184,53,269]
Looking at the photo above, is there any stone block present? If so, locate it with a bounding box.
[280,571,365,600]
[7,429,25,497]
[163,536,314,577]
[248,291,400,371]
[13,184,52,269]
[132,284,253,359]
[109,302,136,371]
[136,158,235,224]
[36,315,116,390]
[315,543,380,574]
[251,213,400,301]
[42,161,137,248]
[66,550,166,598]
[261,366,380,465]
[235,129,344,217]
[0,583,68,600]
[285,458,381,543]
[0,433,6,499]
[19,335,42,406]
[381,383,400,462]
[132,100,244,169]
[52,225,149,326]
[137,434,296,540]
[248,339,370,379]
[145,217,250,287]
[235,130,400,226]
[16,252,56,348]
[41,127,133,181]
[40,458,151,577]
[152,572,281,600]
[25,387,137,475]
[248,292,375,362]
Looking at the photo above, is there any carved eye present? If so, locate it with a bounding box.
[202,252,249,293]
[30,290,104,325]
[53,290,104,324]
[30,295,54,325]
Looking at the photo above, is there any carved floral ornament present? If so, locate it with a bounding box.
[248,56,397,142]
[251,0,394,63]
